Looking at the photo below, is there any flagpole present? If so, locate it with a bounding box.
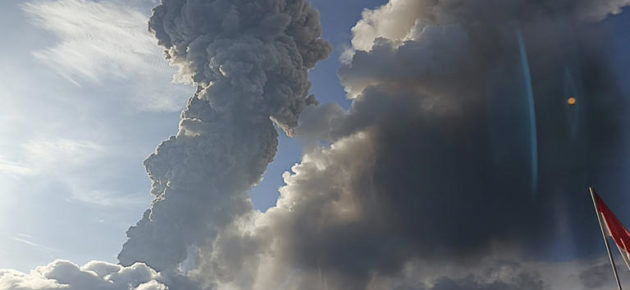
[590,186,623,290]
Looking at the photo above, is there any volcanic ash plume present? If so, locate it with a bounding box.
[117,0,331,275]
[203,0,628,289]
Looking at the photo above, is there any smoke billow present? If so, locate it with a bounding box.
[195,0,629,289]
[117,0,331,278]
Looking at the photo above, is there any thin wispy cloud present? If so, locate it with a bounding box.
[70,189,149,209]
[12,234,58,254]
[23,0,191,112]
[1,137,149,210]
[0,138,105,177]
[24,138,104,169]
[0,156,35,177]
[23,0,156,82]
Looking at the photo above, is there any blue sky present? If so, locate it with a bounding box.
[0,0,192,272]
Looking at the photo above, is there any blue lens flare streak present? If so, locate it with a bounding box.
[516,28,539,195]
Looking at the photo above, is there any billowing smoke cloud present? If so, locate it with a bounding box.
[189,0,629,289]
[0,260,166,290]
[117,0,331,279]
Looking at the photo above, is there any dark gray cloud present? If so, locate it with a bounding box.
[579,263,610,289]
[410,262,544,290]
[254,0,629,288]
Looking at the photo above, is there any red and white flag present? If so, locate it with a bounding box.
[593,190,630,270]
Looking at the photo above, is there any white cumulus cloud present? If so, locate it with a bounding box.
[0,260,167,290]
